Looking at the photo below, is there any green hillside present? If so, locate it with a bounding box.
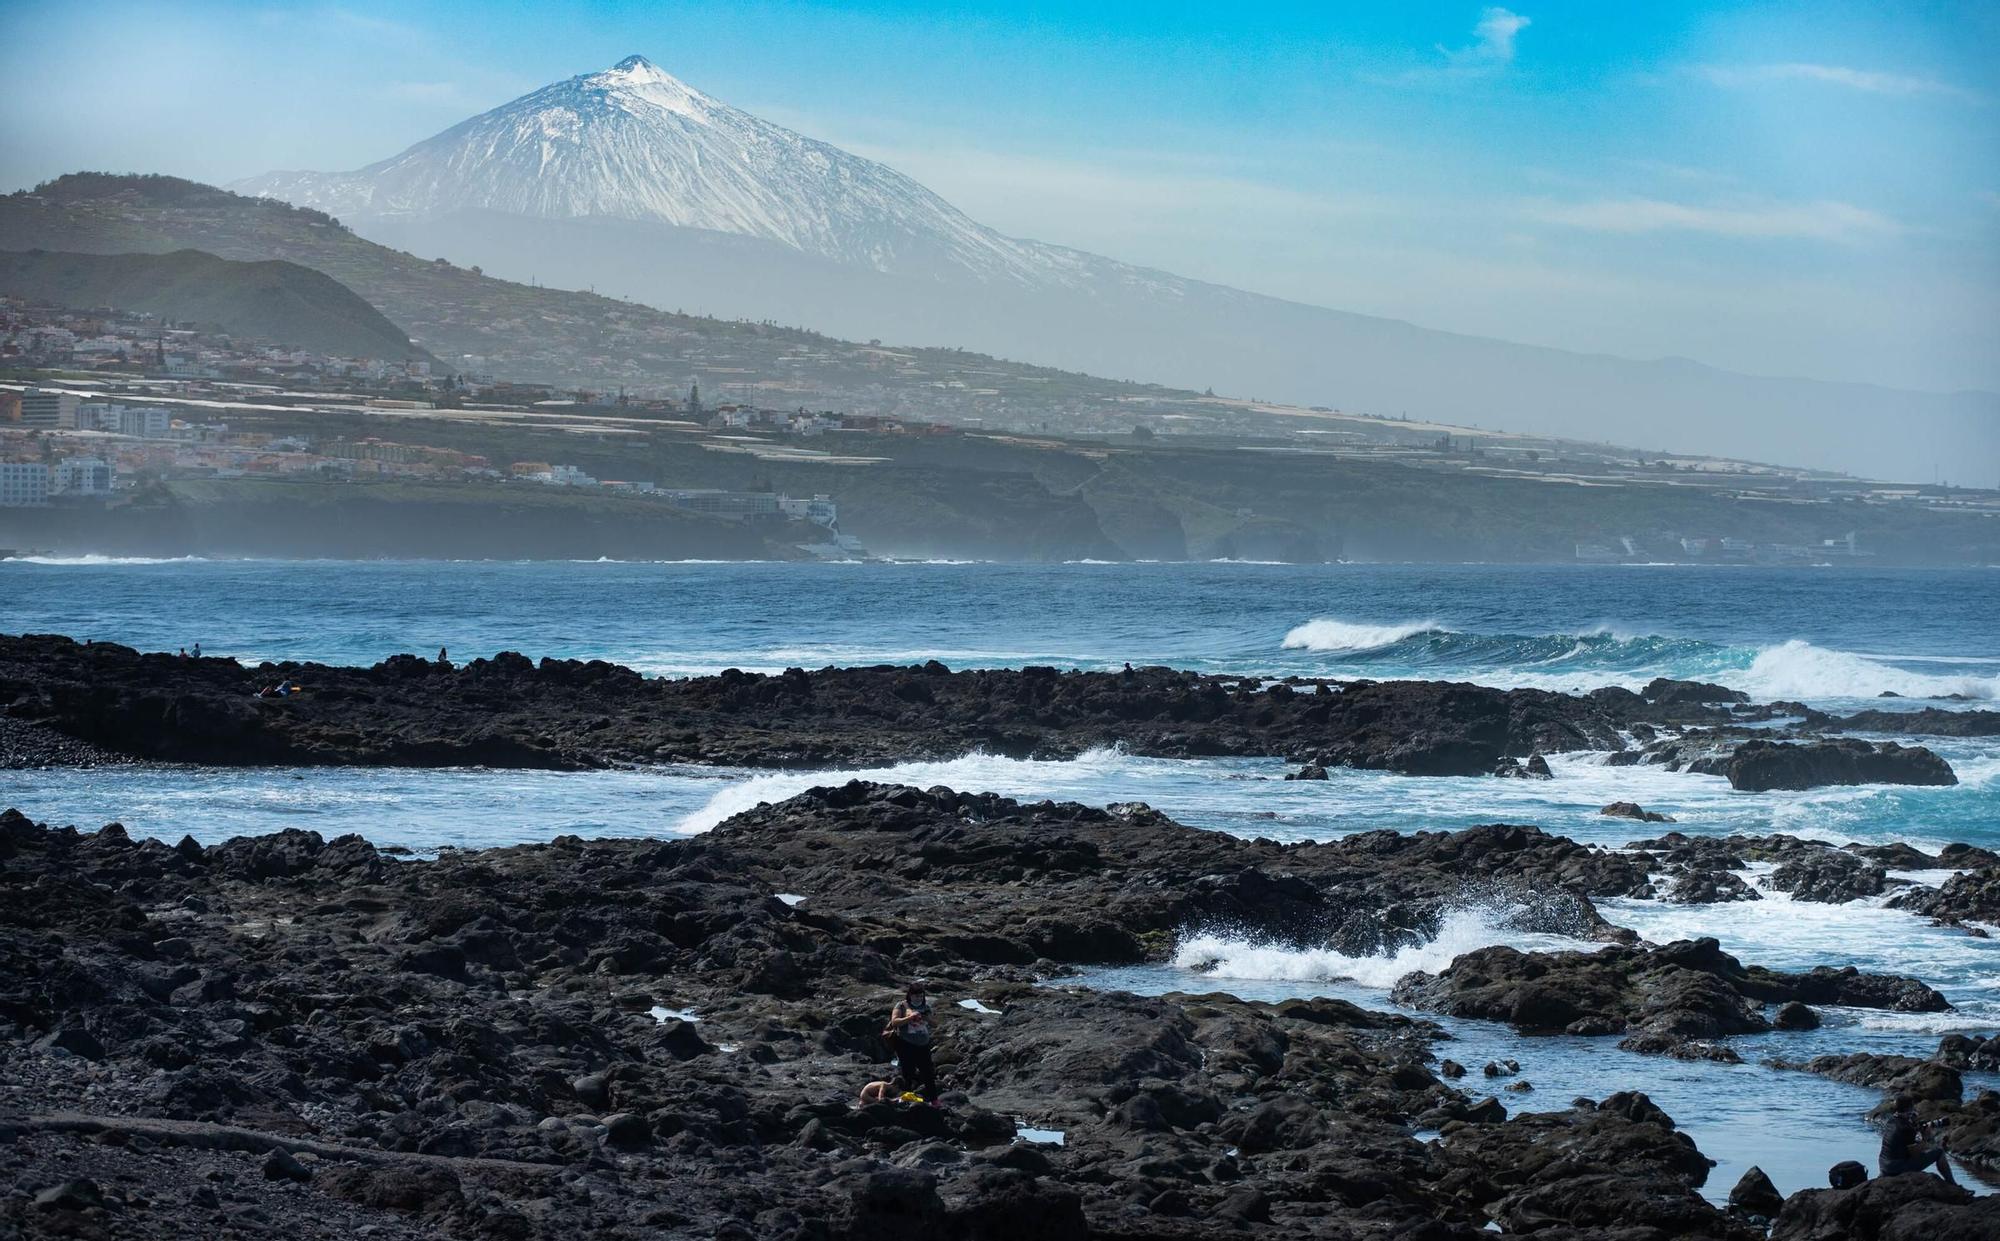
[0,245,426,361]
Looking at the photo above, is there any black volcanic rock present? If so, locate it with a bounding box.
[1773,1172,1994,1240]
[0,634,1747,776]
[1891,866,2000,926]
[1769,851,1889,903]
[1724,738,1957,792]
[0,795,1811,1239]
[13,786,1975,1237]
[1728,1165,1784,1219]
[1827,708,2000,737]
[1390,936,1947,1046]
[1643,677,1751,706]
[1601,800,1674,823]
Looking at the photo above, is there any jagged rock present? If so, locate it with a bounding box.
[1643,678,1750,706]
[1770,851,1888,903]
[1666,868,1763,904]
[1729,1165,1784,1218]
[1392,936,1947,1046]
[1891,867,2000,926]
[1601,800,1673,823]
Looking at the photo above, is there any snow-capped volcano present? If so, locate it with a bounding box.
[229,55,1997,481]
[236,55,1060,285]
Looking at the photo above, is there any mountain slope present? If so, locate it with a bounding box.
[237,56,1055,287]
[0,246,425,360]
[0,173,1195,414]
[227,56,2000,483]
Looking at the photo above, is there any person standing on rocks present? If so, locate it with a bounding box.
[1878,1094,1957,1184]
[884,982,938,1100]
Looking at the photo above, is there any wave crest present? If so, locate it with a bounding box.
[1282,617,1446,653]
[1739,639,1997,702]
[1172,907,1599,990]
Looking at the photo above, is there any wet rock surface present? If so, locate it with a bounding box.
[1892,867,2000,928]
[13,786,1982,1237]
[1632,731,1960,790]
[5,631,1997,1237]
[1723,739,1958,792]
[1389,935,1949,1049]
[0,793,1788,1240]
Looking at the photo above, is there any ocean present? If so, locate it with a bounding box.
[4,556,1998,1198]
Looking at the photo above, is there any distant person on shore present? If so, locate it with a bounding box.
[857,1079,896,1106]
[192,642,201,658]
[883,982,937,1100]
[438,646,449,666]
[1879,1095,1956,1184]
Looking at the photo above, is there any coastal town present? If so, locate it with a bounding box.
[3,290,1997,564]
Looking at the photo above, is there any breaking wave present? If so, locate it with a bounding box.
[1171,907,1599,991]
[1282,617,1447,652]
[1278,618,1997,702]
[1735,639,1997,702]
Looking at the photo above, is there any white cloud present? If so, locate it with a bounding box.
[1437,7,1531,66]
[1696,62,1979,102]
[1472,8,1532,62]
[1527,197,1901,242]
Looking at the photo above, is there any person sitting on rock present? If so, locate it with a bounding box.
[857,1079,896,1106]
[1879,1094,1956,1184]
[883,981,938,1100]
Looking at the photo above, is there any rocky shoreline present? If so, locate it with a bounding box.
[6,784,2000,1239]
[0,635,1969,788]
[6,631,1999,1238]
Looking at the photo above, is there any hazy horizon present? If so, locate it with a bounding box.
[2,0,1996,403]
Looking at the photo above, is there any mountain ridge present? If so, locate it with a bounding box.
[0,245,426,361]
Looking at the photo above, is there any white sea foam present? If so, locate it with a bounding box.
[10,554,212,566]
[1282,617,1446,653]
[1737,639,1999,702]
[1172,907,1598,991]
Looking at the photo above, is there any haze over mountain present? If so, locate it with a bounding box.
[230,55,1999,484]
[0,247,425,361]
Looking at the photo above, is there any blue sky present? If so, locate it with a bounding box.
[1,1,1995,393]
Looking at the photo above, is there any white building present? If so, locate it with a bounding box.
[777,494,839,529]
[51,457,113,496]
[80,401,122,429]
[0,462,50,507]
[19,389,81,430]
[119,406,172,437]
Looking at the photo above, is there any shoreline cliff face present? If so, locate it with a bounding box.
[0,483,816,564]
[6,789,1995,1239]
